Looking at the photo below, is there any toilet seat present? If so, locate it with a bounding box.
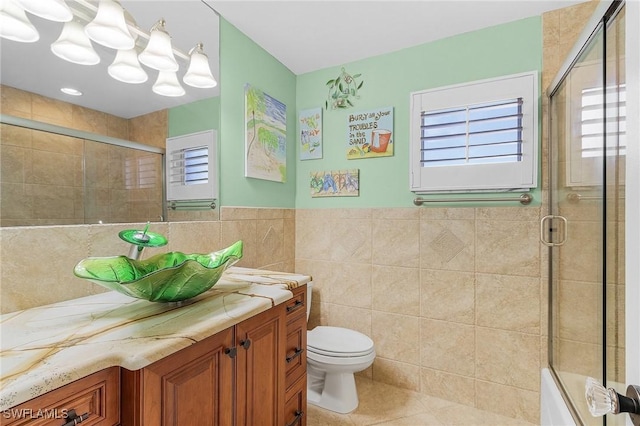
[307,326,374,357]
[307,346,376,366]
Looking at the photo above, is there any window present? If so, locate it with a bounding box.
[564,59,626,187]
[410,72,538,193]
[126,155,158,190]
[166,130,218,201]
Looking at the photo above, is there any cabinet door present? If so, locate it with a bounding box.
[122,327,234,426]
[235,305,285,426]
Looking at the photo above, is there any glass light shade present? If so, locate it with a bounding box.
[51,20,100,65]
[0,0,39,42]
[13,0,72,22]
[108,48,148,84]
[152,71,185,97]
[138,20,178,72]
[183,44,217,88]
[84,0,134,50]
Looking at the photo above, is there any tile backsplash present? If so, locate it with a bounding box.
[0,207,295,314]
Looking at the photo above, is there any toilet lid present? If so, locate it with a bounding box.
[307,326,374,356]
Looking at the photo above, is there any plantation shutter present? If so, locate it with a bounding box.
[410,71,538,193]
[420,98,523,166]
[166,130,218,201]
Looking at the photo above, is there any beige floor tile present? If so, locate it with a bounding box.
[347,378,429,425]
[371,412,444,425]
[307,378,537,426]
[307,403,355,425]
[429,403,536,426]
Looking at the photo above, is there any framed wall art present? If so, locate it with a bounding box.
[245,83,287,182]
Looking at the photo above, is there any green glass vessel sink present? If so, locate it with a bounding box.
[74,241,243,302]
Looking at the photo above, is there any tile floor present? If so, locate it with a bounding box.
[306,377,537,426]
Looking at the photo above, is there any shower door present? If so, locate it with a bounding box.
[548,3,626,425]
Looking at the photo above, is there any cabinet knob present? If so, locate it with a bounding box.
[224,347,237,358]
[240,339,251,350]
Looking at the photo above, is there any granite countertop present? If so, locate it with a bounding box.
[0,267,311,411]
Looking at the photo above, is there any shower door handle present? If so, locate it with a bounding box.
[540,215,568,247]
[586,377,640,426]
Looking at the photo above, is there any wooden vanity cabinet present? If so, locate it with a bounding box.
[121,301,291,426]
[0,367,120,426]
[283,286,307,426]
[3,285,308,426]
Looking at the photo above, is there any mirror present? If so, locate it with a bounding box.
[0,0,220,227]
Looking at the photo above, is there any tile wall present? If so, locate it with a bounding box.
[0,207,295,314]
[0,85,165,226]
[295,206,543,423]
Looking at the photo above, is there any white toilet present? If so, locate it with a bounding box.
[305,282,376,414]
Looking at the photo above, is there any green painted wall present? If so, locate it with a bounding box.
[218,18,297,208]
[295,17,543,209]
[169,16,542,209]
[168,97,220,137]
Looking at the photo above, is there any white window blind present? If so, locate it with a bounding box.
[410,72,538,193]
[166,130,218,201]
[581,84,626,158]
[169,146,209,186]
[421,98,523,166]
[126,155,159,189]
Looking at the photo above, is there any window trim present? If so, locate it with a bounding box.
[410,71,539,194]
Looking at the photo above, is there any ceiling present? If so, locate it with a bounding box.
[211,0,589,75]
[1,0,587,119]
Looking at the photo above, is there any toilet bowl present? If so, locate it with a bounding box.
[305,282,376,414]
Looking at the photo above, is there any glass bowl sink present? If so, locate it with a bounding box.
[73,240,243,302]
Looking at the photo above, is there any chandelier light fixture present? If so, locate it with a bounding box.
[12,0,72,22]
[183,43,217,89]
[51,19,100,65]
[153,71,185,97]
[84,0,134,50]
[1,0,217,97]
[0,0,40,42]
[108,48,148,84]
[138,19,178,72]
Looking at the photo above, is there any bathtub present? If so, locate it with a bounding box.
[540,368,577,426]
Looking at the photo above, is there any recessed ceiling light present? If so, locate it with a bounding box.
[60,87,83,96]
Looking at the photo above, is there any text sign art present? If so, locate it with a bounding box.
[346,107,393,159]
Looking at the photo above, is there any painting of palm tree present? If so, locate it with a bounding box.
[245,84,287,182]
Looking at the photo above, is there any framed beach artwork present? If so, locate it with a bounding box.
[245,84,287,182]
[310,169,359,197]
[299,108,323,160]
[346,106,394,159]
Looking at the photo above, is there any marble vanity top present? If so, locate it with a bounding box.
[0,267,311,411]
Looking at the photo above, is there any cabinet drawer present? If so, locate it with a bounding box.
[284,375,306,426]
[1,367,120,426]
[285,313,307,390]
[284,286,306,320]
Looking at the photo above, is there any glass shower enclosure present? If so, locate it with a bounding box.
[547,1,626,425]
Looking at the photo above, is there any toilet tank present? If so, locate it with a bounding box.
[306,281,313,320]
